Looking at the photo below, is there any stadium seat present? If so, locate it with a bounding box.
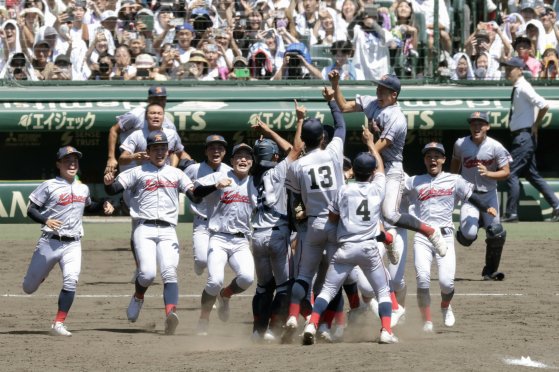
[310,45,332,59]
[311,57,333,70]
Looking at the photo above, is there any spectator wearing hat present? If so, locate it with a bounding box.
[49,54,72,79]
[30,38,55,79]
[321,40,356,81]
[100,10,118,34]
[502,56,559,222]
[169,22,196,64]
[227,55,253,80]
[271,41,322,79]
[183,50,212,80]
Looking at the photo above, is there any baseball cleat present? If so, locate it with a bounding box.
[216,290,230,322]
[196,318,209,336]
[302,323,316,345]
[428,229,447,257]
[379,328,398,344]
[317,323,333,343]
[332,324,345,342]
[441,306,455,327]
[50,322,72,337]
[281,316,298,344]
[422,321,434,333]
[263,329,277,343]
[385,229,400,265]
[390,304,406,328]
[164,311,179,335]
[251,330,263,343]
[127,295,144,322]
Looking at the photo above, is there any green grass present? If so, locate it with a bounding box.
[0,222,556,241]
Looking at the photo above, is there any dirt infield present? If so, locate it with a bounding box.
[1,222,558,371]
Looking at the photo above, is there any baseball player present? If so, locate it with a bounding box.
[303,145,399,345]
[105,85,178,175]
[192,143,258,336]
[451,112,511,281]
[404,142,497,332]
[183,134,232,276]
[283,87,347,342]
[104,131,194,335]
[330,71,449,314]
[24,146,114,336]
[249,112,304,342]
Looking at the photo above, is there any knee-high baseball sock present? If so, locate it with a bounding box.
[323,289,343,327]
[343,282,360,309]
[55,289,75,323]
[288,279,309,318]
[390,291,400,311]
[378,301,392,333]
[200,290,217,319]
[163,282,178,315]
[417,288,431,322]
[441,290,454,309]
[309,297,329,327]
[396,214,435,237]
[134,278,148,299]
[395,285,407,307]
[222,278,244,298]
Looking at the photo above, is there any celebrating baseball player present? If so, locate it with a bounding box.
[183,134,232,277]
[23,146,114,336]
[404,142,497,333]
[249,111,304,342]
[192,143,258,336]
[104,131,194,335]
[451,112,511,281]
[303,134,399,345]
[283,86,347,343]
[330,71,450,316]
[105,85,178,175]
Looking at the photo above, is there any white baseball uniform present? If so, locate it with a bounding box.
[404,172,473,293]
[195,170,258,297]
[185,161,232,275]
[120,127,184,168]
[114,163,193,288]
[23,177,91,294]
[453,136,511,240]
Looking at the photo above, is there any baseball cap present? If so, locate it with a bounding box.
[146,130,169,147]
[176,22,194,32]
[57,146,82,160]
[352,152,377,175]
[148,85,167,97]
[101,10,117,22]
[232,143,253,156]
[74,0,87,9]
[233,56,249,66]
[33,39,50,49]
[301,118,324,142]
[205,134,227,147]
[372,74,401,94]
[422,142,446,156]
[43,26,58,37]
[467,111,490,124]
[502,56,526,69]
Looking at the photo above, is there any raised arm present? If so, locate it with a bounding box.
[323,86,346,141]
[329,70,358,112]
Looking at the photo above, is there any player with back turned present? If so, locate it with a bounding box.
[451,112,511,281]
[24,146,114,336]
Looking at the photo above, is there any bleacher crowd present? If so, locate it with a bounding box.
[0,0,558,81]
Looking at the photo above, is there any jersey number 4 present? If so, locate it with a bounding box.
[308,166,334,190]
[355,199,371,221]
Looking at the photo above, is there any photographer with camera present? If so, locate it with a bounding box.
[348,4,393,80]
[1,52,31,80]
[321,40,356,80]
[271,41,321,80]
[539,47,559,79]
[158,42,182,79]
[88,53,114,80]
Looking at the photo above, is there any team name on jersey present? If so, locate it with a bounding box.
[145,179,178,191]
[463,156,494,169]
[57,193,87,206]
[221,191,250,204]
[418,187,454,201]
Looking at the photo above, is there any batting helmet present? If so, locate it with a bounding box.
[254,138,279,167]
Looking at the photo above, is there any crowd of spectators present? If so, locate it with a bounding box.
[0,0,558,81]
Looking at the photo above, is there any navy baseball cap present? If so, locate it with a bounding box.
[57,146,82,160]
[502,56,526,69]
[147,130,169,147]
[373,74,401,94]
[232,143,253,156]
[422,142,446,156]
[148,85,167,97]
[176,22,194,32]
[353,152,377,175]
[301,118,324,142]
[467,111,490,124]
[205,134,227,147]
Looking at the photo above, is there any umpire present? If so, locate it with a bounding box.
[502,57,559,222]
